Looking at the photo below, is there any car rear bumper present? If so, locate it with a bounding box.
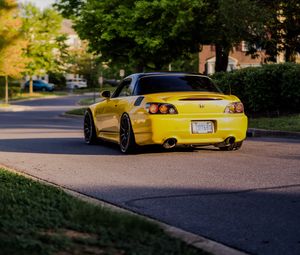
[132,113,248,146]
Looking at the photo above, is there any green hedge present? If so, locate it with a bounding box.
[0,77,22,99]
[211,63,300,116]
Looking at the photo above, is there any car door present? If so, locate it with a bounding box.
[96,78,133,141]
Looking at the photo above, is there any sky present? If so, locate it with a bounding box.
[18,0,56,9]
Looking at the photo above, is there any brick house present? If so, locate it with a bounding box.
[198,42,266,74]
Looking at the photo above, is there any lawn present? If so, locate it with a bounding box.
[73,85,117,95]
[0,92,67,105]
[248,114,300,132]
[78,97,101,106]
[66,107,87,116]
[0,168,209,255]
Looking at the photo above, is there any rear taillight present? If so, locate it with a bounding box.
[146,103,178,114]
[224,102,244,113]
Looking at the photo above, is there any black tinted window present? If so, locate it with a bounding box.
[135,75,222,95]
[112,79,132,98]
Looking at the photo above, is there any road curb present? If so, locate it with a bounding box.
[64,189,249,255]
[1,164,249,255]
[247,128,300,139]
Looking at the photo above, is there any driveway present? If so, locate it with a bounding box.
[0,96,299,255]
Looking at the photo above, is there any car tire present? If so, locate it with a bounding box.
[219,141,243,151]
[84,110,98,144]
[119,113,136,153]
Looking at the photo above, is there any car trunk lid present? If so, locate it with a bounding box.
[154,92,234,114]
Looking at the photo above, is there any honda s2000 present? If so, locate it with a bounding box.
[84,73,248,153]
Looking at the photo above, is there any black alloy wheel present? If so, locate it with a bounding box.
[84,110,97,144]
[120,113,136,153]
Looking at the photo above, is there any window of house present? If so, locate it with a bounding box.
[241,41,262,52]
[241,41,249,52]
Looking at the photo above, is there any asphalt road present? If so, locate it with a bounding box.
[0,96,299,255]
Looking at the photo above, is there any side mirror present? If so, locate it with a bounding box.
[101,90,111,99]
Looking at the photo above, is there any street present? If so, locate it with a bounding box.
[0,96,299,255]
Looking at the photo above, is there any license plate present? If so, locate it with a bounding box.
[191,121,214,134]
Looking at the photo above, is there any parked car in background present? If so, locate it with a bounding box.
[23,80,55,92]
[84,72,248,153]
[66,79,88,89]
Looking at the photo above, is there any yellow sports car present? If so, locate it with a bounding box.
[84,73,247,153]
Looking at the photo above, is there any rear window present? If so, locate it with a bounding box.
[135,75,222,95]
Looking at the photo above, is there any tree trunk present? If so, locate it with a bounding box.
[285,47,296,62]
[5,75,8,105]
[215,43,230,73]
[29,76,33,94]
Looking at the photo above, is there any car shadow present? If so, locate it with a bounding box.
[0,137,222,156]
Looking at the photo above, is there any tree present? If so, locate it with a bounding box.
[55,0,268,73]
[66,44,97,86]
[259,0,300,62]
[56,0,207,71]
[22,3,68,94]
[0,0,27,104]
[203,0,269,72]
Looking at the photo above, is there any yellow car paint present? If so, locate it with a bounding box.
[89,91,248,147]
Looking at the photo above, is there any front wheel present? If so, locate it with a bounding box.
[84,110,98,144]
[119,113,136,153]
[219,141,243,151]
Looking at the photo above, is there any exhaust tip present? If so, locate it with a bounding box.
[163,138,177,149]
[225,136,235,145]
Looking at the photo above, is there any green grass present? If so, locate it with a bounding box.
[249,114,300,132]
[78,98,101,106]
[72,85,117,95]
[11,92,68,101]
[65,107,87,116]
[0,168,209,255]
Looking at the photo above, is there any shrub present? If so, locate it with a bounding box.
[48,72,66,90]
[211,63,300,116]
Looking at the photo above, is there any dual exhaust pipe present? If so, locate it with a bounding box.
[163,136,235,149]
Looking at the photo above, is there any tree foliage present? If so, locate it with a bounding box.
[259,0,300,62]
[0,0,27,77]
[0,0,27,103]
[204,0,269,72]
[56,0,208,71]
[22,3,68,93]
[56,0,298,73]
